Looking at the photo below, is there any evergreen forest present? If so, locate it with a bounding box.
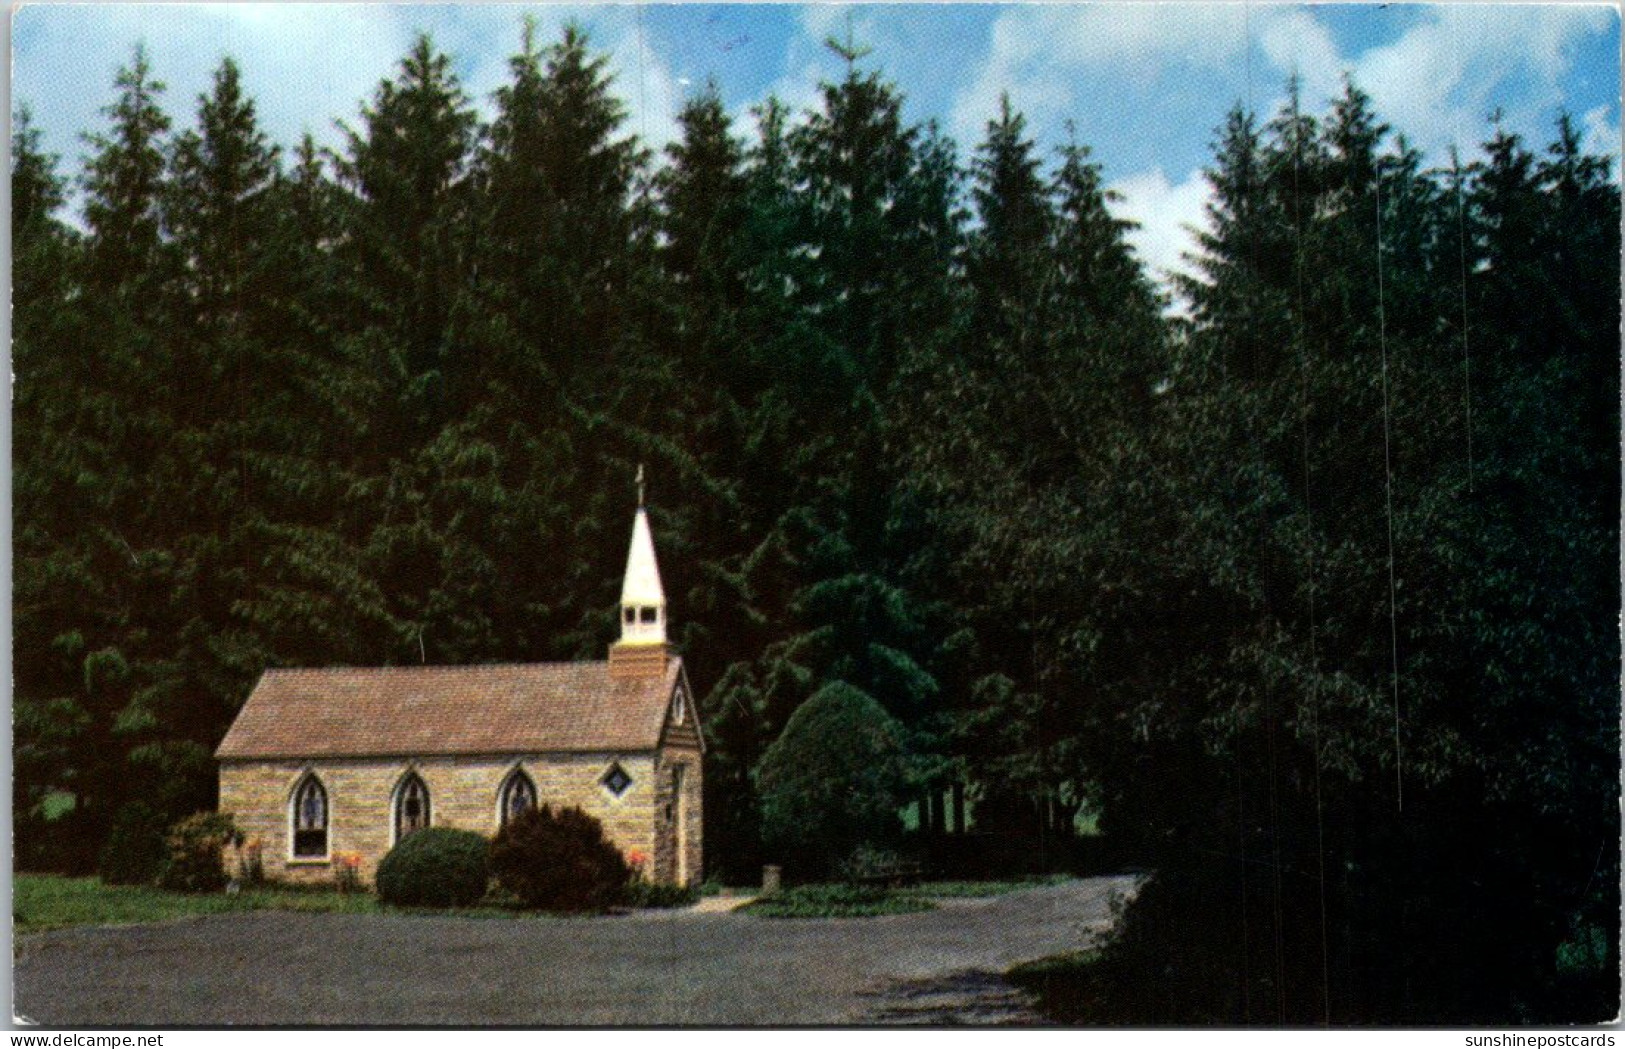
[13,24,1620,1024]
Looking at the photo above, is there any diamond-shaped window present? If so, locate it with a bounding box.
[601,763,633,798]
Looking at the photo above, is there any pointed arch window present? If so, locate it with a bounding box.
[291,774,328,859]
[499,768,537,827]
[394,772,431,843]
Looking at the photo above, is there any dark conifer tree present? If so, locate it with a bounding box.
[682,94,825,879]
[16,46,190,861]
[335,32,478,450]
[968,95,1051,318]
[330,34,488,665]
[13,106,97,870]
[762,43,966,820]
[464,21,656,666]
[904,97,1172,849]
[81,44,174,307]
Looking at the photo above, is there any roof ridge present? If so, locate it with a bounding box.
[263,661,613,674]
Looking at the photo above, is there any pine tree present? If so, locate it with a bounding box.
[903,96,1173,849]
[17,45,195,862]
[81,43,173,306]
[650,84,763,669]
[457,20,658,668]
[335,32,478,450]
[683,95,819,879]
[12,105,97,869]
[481,20,647,402]
[776,43,963,741]
[167,58,280,334]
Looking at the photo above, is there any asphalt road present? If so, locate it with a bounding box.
[13,875,1137,1026]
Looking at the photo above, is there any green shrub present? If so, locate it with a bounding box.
[235,836,266,887]
[158,812,243,893]
[744,882,935,919]
[489,805,629,911]
[375,828,490,908]
[624,878,699,909]
[839,843,910,884]
[755,682,910,878]
[98,802,168,886]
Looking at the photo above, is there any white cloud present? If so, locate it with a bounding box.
[1345,5,1612,160]
[950,4,1253,151]
[1254,6,1348,105]
[950,3,1612,173]
[1109,165,1212,309]
[1581,103,1619,155]
[1580,103,1622,180]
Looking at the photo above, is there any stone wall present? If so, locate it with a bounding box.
[651,745,704,886]
[219,752,663,886]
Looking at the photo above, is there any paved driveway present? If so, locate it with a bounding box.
[14,875,1137,1026]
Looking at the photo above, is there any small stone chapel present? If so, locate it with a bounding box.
[215,492,703,886]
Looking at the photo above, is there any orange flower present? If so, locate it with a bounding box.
[626,848,649,867]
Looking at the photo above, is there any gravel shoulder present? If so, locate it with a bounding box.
[13,875,1138,1026]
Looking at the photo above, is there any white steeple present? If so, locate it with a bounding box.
[618,467,666,646]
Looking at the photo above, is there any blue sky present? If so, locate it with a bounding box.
[12,3,1620,285]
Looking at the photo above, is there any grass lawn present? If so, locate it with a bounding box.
[743,874,1074,918]
[900,874,1071,898]
[14,875,596,934]
[742,883,936,918]
[19,872,1078,930]
[15,875,379,933]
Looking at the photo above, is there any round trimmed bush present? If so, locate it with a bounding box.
[158,811,243,893]
[375,828,490,908]
[489,805,630,911]
[755,681,909,879]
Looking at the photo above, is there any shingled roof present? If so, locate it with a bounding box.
[215,659,682,760]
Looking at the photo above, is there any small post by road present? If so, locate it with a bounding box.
[761,864,781,898]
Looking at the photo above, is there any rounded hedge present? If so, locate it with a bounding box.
[158,811,243,893]
[489,805,630,911]
[755,681,909,879]
[375,827,490,908]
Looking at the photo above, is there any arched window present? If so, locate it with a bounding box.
[498,768,537,827]
[291,774,328,859]
[394,772,431,843]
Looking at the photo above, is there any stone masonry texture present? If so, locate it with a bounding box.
[220,747,701,886]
